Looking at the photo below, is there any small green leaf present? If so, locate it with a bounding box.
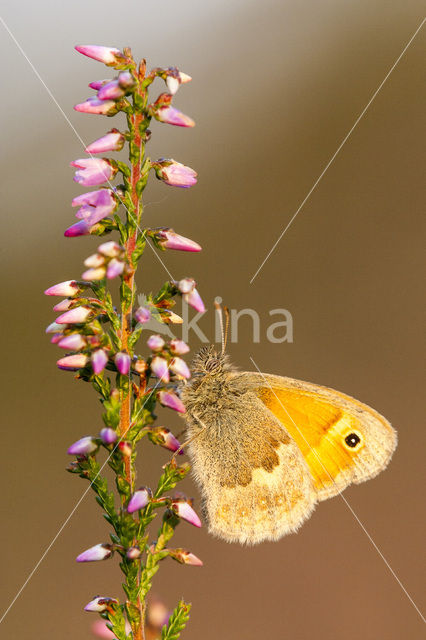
[161,600,191,640]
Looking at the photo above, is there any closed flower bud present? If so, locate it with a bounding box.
[84,253,105,268]
[171,498,202,527]
[97,79,125,100]
[88,79,109,90]
[84,596,118,613]
[127,487,151,513]
[185,287,205,314]
[75,45,121,65]
[170,357,191,380]
[150,356,170,382]
[85,130,125,154]
[126,546,141,560]
[56,306,92,324]
[44,280,81,297]
[91,349,108,374]
[115,352,131,375]
[147,335,165,351]
[46,321,65,334]
[158,390,186,414]
[149,426,181,453]
[134,306,150,324]
[177,277,194,294]
[71,158,117,187]
[53,298,75,312]
[118,441,132,457]
[154,160,197,188]
[118,71,135,88]
[76,543,113,562]
[99,427,117,445]
[57,354,89,370]
[82,267,106,281]
[152,228,201,252]
[155,106,195,128]
[169,339,190,355]
[98,240,123,257]
[64,220,91,237]
[165,75,180,95]
[170,549,203,566]
[67,435,97,456]
[50,332,64,344]
[57,333,87,351]
[74,97,116,115]
[106,258,124,279]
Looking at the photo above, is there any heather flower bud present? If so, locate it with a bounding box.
[170,549,203,566]
[64,220,91,237]
[185,287,205,313]
[57,333,87,351]
[84,253,105,268]
[56,306,92,324]
[150,356,170,382]
[74,97,116,115]
[134,306,150,324]
[177,278,194,294]
[118,71,135,88]
[115,352,131,374]
[118,441,132,457]
[67,435,98,456]
[127,487,151,513]
[99,427,117,445]
[46,321,65,334]
[44,280,81,297]
[154,160,197,188]
[134,358,147,374]
[76,543,113,562]
[169,339,190,355]
[98,241,122,257]
[106,258,124,279]
[126,546,142,560]
[50,333,64,344]
[53,298,75,312]
[170,357,191,380]
[82,267,106,281]
[158,390,186,414]
[91,349,109,374]
[171,498,202,527]
[155,106,195,128]
[85,131,125,154]
[151,228,201,252]
[57,354,89,370]
[149,426,181,453]
[97,79,125,101]
[84,596,118,612]
[88,79,109,90]
[71,158,117,187]
[75,45,121,65]
[147,334,165,351]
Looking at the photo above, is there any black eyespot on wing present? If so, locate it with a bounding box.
[345,433,361,448]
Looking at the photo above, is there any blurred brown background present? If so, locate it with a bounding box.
[0,1,425,638]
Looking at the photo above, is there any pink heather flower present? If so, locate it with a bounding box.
[53,298,74,312]
[84,596,118,613]
[57,333,87,351]
[118,71,135,88]
[118,441,132,457]
[98,79,125,101]
[56,306,91,324]
[171,549,203,566]
[98,241,122,257]
[158,390,186,414]
[74,97,116,115]
[91,349,108,374]
[85,131,125,154]
[150,356,170,382]
[75,45,121,65]
[76,543,113,562]
[155,160,197,188]
[46,321,65,334]
[170,357,191,380]
[177,277,194,294]
[44,280,80,297]
[147,335,165,351]
[171,499,202,527]
[134,306,150,324]
[57,354,89,370]
[50,333,63,344]
[185,288,205,313]
[169,339,190,355]
[82,267,106,281]
[127,487,151,513]
[126,546,142,560]
[166,70,193,95]
[115,352,131,375]
[64,220,91,237]
[71,158,117,187]
[99,427,117,445]
[72,189,116,225]
[154,228,201,252]
[151,427,181,453]
[84,253,105,268]
[88,79,109,90]
[106,258,124,279]
[155,106,195,127]
[67,436,97,455]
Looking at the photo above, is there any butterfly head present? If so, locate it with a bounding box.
[191,345,231,377]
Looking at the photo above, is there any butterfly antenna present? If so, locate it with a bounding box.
[214,300,225,354]
[223,306,230,353]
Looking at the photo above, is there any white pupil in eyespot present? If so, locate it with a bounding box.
[345,433,361,448]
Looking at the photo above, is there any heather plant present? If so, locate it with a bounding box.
[45,44,204,640]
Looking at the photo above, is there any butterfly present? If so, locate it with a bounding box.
[179,309,397,545]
